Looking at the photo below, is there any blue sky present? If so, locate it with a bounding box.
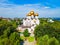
[0,0,60,18]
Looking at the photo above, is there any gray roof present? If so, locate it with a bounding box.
[19,25,31,28]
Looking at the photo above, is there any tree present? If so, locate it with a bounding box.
[0,19,20,45]
[14,40,20,45]
[9,32,20,45]
[34,23,58,39]
[23,29,30,37]
[37,35,60,45]
[0,38,10,45]
[37,35,49,45]
[49,37,60,45]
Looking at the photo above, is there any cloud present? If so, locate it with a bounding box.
[0,0,8,3]
[0,3,60,18]
[44,7,50,9]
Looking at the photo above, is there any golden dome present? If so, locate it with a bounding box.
[26,11,39,16]
[30,11,34,15]
[27,13,31,16]
[35,13,39,16]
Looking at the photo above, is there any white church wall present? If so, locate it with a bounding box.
[36,19,40,25]
[31,15,34,18]
[31,26,34,31]
[35,16,38,19]
[27,16,31,19]
[28,28,31,33]
[23,19,26,26]
[31,19,35,26]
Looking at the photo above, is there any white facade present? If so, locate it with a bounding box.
[35,16,38,19]
[31,15,34,18]
[17,11,40,33]
[23,17,39,27]
[27,16,31,19]
[47,19,54,23]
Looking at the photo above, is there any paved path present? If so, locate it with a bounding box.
[23,40,36,45]
[23,33,36,45]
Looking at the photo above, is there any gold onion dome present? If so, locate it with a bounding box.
[35,13,39,16]
[27,13,31,16]
[30,11,34,15]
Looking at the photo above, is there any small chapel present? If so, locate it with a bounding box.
[17,11,40,34]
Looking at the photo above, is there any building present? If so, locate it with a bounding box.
[47,18,54,23]
[17,11,40,34]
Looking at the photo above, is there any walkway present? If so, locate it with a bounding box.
[23,40,36,45]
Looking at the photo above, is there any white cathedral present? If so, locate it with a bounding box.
[17,11,40,34]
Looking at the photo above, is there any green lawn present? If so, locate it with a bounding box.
[20,36,25,40]
[28,36,35,42]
